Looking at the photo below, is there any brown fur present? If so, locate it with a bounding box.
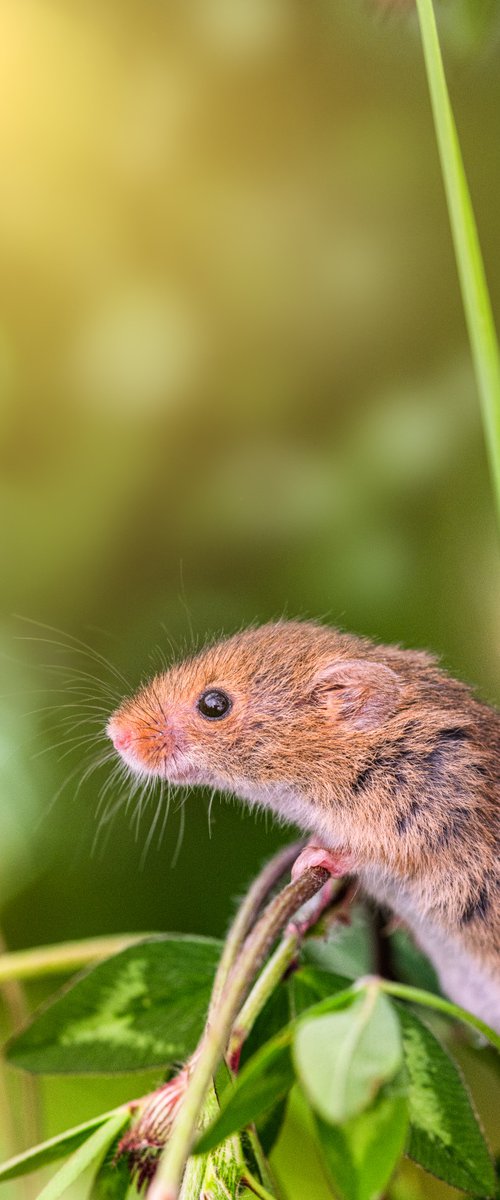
[108,620,500,1004]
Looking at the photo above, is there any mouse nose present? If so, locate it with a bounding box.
[107,719,133,752]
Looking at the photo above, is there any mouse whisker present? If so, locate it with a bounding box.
[140,781,169,869]
[207,787,218,840]
[92,769,133,854]
[57,715,108,738]
[14,616,132,692]
[25,700,111,720]
[36,747,115,830]
[157,781,172,852]
[130,775,151,843]
[31,729,107,761]
[170,797,186,869]
[27,651,122,695]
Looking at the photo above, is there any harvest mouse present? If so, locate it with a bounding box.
[106,620,500,1031]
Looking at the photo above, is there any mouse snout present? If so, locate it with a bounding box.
[107,718,133,752]
[106,710,182,777]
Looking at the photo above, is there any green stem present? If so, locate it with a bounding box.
[228,877,340,1065]
[149,865,329,1200]
[208,841,303,1021]
[0,927,41,1177]
[288,974,500,1053]
[241,1170,277,1200]
[0,1056,19,1170]
[374,978,500,1051]
[0,934,149,983]
[178,1085,220,1199]
[228,930,299,1066]
[245,1129,280,1199]
[415,0,500,523]
[177,1151,207,1200]
[124,846,303,1180]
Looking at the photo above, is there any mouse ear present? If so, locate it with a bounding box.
[311,659,402,732]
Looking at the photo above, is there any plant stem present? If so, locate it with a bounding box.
[208,841,303,1021]
[245,1129,279,1199]
[373,978,500,1051]
[177,1151,207,1200]
[415,0,500,523]
[227,930,298,1068]
[0,1056,19,1168]
[228,877,338,1066]
[241,1170,277,1200]
[0,934,150,983]
[178,1085,219,1200]
[149,865,329,1200]
[300,975,500,1052]
[0,928,41,1166]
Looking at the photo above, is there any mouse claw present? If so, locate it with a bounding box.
[291,844,354,882]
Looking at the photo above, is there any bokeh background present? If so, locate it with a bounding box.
[1,1,500,1197]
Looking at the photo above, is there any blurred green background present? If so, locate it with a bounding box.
[1,1,500,1197]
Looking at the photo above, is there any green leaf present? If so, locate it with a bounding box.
[314,1082,409,1200]
[254,1096,288,1157]
[7,934,221,1074]
[195,1033,294,1154]
[197,968,353,1156]
[301,905,375,981]
[288,966,352,1016]
[0,1113,118,1183]
[198,974,361,1156]
[240,978,291,1069]
[388,929,440,995]
[240,965,349,1071]
[201,1151,246,1200]
[293,989,402,1124]
[35,1112,130,1200]
[90,1136,132,1200]
[399,1006,496,1195]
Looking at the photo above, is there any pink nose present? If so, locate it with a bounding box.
[107,721,133,752]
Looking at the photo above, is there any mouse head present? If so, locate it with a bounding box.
[106,622,405,812]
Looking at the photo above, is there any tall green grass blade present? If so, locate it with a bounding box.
[35,1113,130,1200]
[0,1113,119,1183]
[415,0,500,523]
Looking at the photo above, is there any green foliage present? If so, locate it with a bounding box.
[0,923,497,1200]
[314,1083,409,1200]
[254,1097,288,1159]
[0,1114,119,1183]
[196,1034,294,1155]
[196,967,351,1154]
[192,959,495,1197]
[34,1114,130,1200]
[293,989,402,1124]
[288,965,353,1012]
[7,935,221,1074]
[90,1143,132,1200]
[416,0,500,523]
[196,1134,247,1200]
[388,929,441,995]
[399,1006,497,1195]
[4,925,496,1198]
[239,978,291,1069]
[300,906,375,980]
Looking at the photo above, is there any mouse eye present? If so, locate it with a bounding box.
[197,689,232,720]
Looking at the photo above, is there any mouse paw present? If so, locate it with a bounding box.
[292,843,354,882]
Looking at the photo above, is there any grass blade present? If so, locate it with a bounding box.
[416,0,500,522]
